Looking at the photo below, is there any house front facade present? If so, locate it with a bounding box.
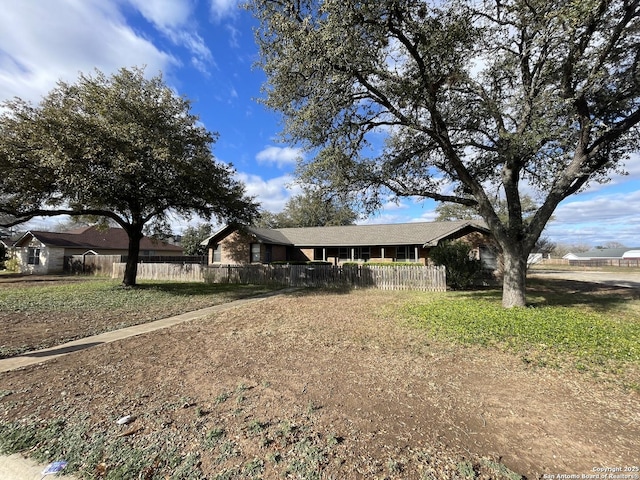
[203,221,496,268]
[12,226,183,274]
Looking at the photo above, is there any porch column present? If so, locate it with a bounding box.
[381,247,385,260]
[351,248,355,261]
[414,246,419,263]
[323,248,326,261]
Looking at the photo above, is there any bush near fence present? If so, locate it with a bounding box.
[112,263,447,291]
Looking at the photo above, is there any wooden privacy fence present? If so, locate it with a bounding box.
[112,263,206,282]
[69,255,206,275]
[67,255,121,275]
[112,263,447,291]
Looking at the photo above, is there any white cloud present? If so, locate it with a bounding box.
[236,173,300,212]
[226,24,241,49]
[209,0,240,21]
[357,213,411,225]
[544,188,640,246]
[125,0,214,74]
[611,151,640,183]
[380,200,411,212]
[554,189,640,225]
[125,0,192,29]
[256,146,302,169]
[0,0,176,104]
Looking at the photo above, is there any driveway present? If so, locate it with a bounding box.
[529,269,640,290]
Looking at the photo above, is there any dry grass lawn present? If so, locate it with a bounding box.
[1,282,639,479]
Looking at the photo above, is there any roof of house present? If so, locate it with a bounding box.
[13,226,183,252]
[563,247,640,260]
[204,221,490,248]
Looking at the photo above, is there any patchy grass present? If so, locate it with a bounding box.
[400,278,640,384]
[0,278,275,313]
[0,278,280,358]
[1,288,634,478]
[0,386,351,480]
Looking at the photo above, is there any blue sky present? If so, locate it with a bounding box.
[1,0,639,247]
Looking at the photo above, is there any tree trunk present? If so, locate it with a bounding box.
[501,248,527,308]
[122,227,143,287]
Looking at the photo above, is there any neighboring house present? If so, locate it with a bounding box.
[202,221,496,268]
[563,248,640,260]
[0,238,12,251]
[12,226,183,274]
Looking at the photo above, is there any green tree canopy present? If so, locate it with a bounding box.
[435,195,540,224]
[0,67,257,285]
[249,0,640,307]
[256,188,357,228]
[181,223,214,256]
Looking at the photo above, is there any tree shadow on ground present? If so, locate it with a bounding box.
[130,282,280,298]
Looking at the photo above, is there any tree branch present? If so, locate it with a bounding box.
[383,179,478,206]
[0,208,127,229]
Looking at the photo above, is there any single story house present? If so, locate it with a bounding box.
[202,220,496,268]
[563,248,640,260]
[12,226,183,274]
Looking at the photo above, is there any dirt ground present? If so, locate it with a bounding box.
[1,281,639,479]
[0,275,273,358]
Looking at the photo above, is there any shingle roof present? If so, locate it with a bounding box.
[14,226,183,252]
[245,227,293,245]
[270,221,488,247]
[570,248,640,259]
[204,221,489,248]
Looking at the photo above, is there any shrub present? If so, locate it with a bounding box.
[270,261,331,266]
[342,262,417,267]
[429,241,482,290]
[3,257,19,273]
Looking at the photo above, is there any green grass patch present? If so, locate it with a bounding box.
[0,279,277,313]
[401,286,640,375]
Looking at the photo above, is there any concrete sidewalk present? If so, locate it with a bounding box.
[0,288,297,480]
[1,288,295,374]
[0,455,77,480]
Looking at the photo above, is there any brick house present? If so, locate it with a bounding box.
[202,221,496,268]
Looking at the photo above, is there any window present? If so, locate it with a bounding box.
[339,247,349,260]
[354,247,370,261]
[396,246,417,262]
[213,244,221,263]
[313,248,325,261]
[27,247,40,265]
[250,243,261,263]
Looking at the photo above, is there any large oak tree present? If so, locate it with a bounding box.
[248,0,640,307]
[0,67,257,286]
